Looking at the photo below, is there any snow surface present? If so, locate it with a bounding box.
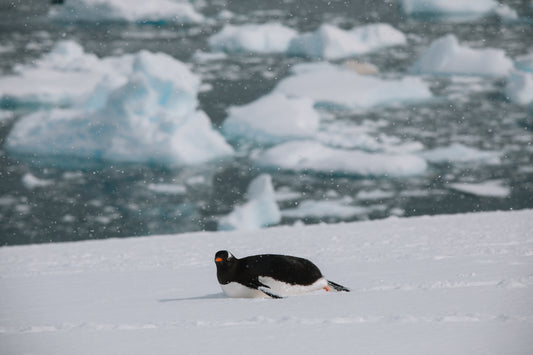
[218,174,281,231]
[4,44,234,167]
[254,140,428,177]
[208,23,298,54]
[287,23,406,60]
[49,0,204,24]
[275,62,432,109]
[222,93,320,145]
[410,34,514,77]
[1,210,532,354]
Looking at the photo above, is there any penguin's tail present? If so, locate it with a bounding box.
[327,280,350,292]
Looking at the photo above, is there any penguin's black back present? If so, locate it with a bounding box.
[222,254,323,286]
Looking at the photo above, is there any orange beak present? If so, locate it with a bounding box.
[215,257,223,262]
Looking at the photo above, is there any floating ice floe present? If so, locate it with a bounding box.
[505,70,533,106]
[5,49,234,167]
[218,174,281,231]
[274,62,432,109]
[49,0,204,24]
[254,140,427,177]
[208,23,298,54]
[281,198,367,219]
[410,34,513,77]
[287,23,406,60]
[222,93,320,145]
[420,143,501,165]
[398,0,517,20]
[515,53,533,73]
[21,173,54,190]
[0,40,133,108]
[449,180,510,198]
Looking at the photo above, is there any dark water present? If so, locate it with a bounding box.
[1,0,532,245]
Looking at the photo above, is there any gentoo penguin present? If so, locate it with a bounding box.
[214,250,350,299]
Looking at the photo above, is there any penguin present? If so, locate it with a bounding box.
[214,250,350,299]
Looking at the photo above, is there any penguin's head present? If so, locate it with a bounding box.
[214,250,235,268]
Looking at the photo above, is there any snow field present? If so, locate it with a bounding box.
[1,210,532,354]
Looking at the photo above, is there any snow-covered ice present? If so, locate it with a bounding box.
[420,143,501,165]
[505,70,533,106]
[5,49,234,167]
[287,23,406,60]
[254,140,428,177]
[222,93,320,145]
[218,174,281,231]
[275,62,432,109]
[1,209,532,355]
[410,34,513,77]
[208,23,298,54]
[49,0,204,24]
[449,180,511,198]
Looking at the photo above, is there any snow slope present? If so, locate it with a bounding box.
[1,210,532,354]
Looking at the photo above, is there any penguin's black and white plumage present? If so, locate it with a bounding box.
[214,250,350,299]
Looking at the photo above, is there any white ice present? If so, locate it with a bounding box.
[5,49,234,167]
[410,34,513,77]
[1,209,532,355]
[208,23,298,54]
[255,140,427,177]
[49,0,204,24]
[420,143,501,165]
[505,70,533,106]
[281,198,368,219]
[398,0,516,20]
[448,180,511,198]
[287,23,406,60]
[218,174,281,231]
[21,173,54,190]
[274,62,432,109]
[222,93,320,145]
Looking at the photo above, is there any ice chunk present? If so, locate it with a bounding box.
[281,199,367,219]
[449,180,510,198]
[0,40,133,108]
[5,51,234,167]
[274,62,432,109]
[254,140,427,177]
[218,174,281,231]
[288,23,406,60]
[208,23,298,54]
[515,53,533,73]
[410,34,513,77]
[399,0,498,17]
[21,173,54,190]
[49,0,204,24]
[504,70,533,106]
[420,143,501,165]
[222,93,320,145]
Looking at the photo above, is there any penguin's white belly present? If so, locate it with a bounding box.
[220,277,328,298]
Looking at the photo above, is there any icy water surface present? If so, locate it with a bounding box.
[1,0,532,245]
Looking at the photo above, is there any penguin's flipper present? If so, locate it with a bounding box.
[327,280,350,292]
[258,286,283,299]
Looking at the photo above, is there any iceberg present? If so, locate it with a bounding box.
[420,143,501,165]
[0,40,132,108]
[274,62,432,109]
[208,23,298,54]
[449,180,510,198]
[281,198,367,219]
[288,23,406,60]
[505,70,533,106]
[5,50,234,167]
[49,0,204,24]
[399,0,498,17]
[254,140,427,177]
[410,34,513,77]
[218,174,281,231]
[221,93,320,145]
